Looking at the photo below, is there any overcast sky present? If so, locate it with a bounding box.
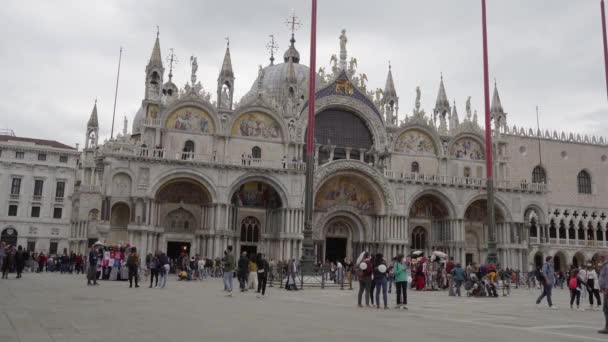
[1,0,607,147]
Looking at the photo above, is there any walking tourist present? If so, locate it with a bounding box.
[357,252,372,307]
[0,242,5,274]
[393,254,408,309]
[222,246,235,296]
[87,245,99,286]
[373,253,388,309]
[598,253,608,334]
[149,252,159,288]
[256,253,269,298]
[248,256,258,290]
[586,264,602,310]
[536,256,557,309]
[127,247,140,288]
[238,251,249,292]
[286,258,298,291]
[158,252,170,289]
[568,269,583,310]
[15,245,26,278]
[451,263,466,297]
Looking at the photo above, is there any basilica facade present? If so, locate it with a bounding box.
[69,29,608,272]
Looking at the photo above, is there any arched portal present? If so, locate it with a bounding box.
[534,251,544,269]
[464,199,505,264]
[409,194,451,258]
[156,179,212,257]
[572,251,586,268]
[320,215,360,263]
[554,251,567,272]
[240,216,260,256]
[1,227,18,247]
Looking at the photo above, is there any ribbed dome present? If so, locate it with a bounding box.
[240,62,311,106]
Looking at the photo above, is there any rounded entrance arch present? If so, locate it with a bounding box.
[554,251,567,272]
[110,203,130,227]
[315,173,384,214]
[320,215,361,263]
[1,227,18,247]
[533,251,544,269]
[572,251,586,268]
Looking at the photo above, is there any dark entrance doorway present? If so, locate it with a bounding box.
[167,241,191,260]
[465,253,473,266]
[240,245,257,257]
[325,238,347,263]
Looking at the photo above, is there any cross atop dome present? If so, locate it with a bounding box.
[283,11,301,63]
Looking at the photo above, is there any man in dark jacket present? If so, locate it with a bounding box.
[357,252,373,307]
[87,245,99,286]
[238,251,249,292]
[127,247,140,288]
[15,245,27,278]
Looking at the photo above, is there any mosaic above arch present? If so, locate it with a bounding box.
[451,137,484,160]
[315,175,376,213]
[231,112,282,140]
[165,106,215,134]
[394,129,436,155]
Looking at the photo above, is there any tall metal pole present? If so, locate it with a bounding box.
[601,0,608,100]
[110,47,123,140]
[482,0,497,265]
[301,0,317,274]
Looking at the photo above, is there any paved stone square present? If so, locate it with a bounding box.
[0,273,604,342]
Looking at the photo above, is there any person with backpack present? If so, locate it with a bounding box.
[357,252,372,308]
[451,263,466,297]
[536,256,557,309]
[569,269,584,310]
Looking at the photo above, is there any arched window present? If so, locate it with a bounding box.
[252,146,261,159]
[240,217,261,243]
[150,71,160,85]
[548,221,556,239]
[463,167,471,178]
[411,161,419,173]
[578,222,585,240]
[184,140,194,152]
[532,165,546,184]
[529,218,537,238]
[411,227,426,250]
[568,221,576,240]
[577,170,591,194]
[240,224,247,241]
[558,221,566,239]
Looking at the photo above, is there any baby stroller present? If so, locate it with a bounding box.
[466,274,487,297]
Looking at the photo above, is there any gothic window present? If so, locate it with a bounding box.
[532,165,546,184]
[240,217,260,243]
[598,223,604,241]
[568,221,576,240]
[150,72,160,85]
[411,227,426,250]
[184,140,194,152]
[588,222,595,241]
[577,170,591,194]
[578,222,585,240]
[558,221,566,239]
[165,209,195,231]
[252,146,261,159]
[411,161,419,173]
[529,218,537,238]
[240,224,247,241]
[548,221,556,239]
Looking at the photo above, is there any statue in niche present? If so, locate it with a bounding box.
[190,56,198,77]
[220,86,230,109]
[415,86,421,112]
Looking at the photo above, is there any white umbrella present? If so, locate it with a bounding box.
[356,251,367,265]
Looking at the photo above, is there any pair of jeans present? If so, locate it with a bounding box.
[395,281,407,305]
[128,266,138,287]
[257,272,267,295]
[238,272,247,290]
[375,277,388,307]
[536,282,553,307]
[224,271,233,292]
[158,265,169,288]
[149,269,159,287]
[358,278,372,306]
[570,288,581,307]
[455,279,463,296]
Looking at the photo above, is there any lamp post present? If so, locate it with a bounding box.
[481,0,497,265]
[301,0,318,274]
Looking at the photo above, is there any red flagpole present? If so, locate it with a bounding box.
[481,0,497,265]
[601,0,608,100]
[307,0,317,153]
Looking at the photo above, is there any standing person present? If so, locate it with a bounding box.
[286,258,298,291]
[149,252,160,288]
[373,253,388,310]
[222,246,235,296]
[198,257,206,281]
[393,254,408,309]
[501,267,512,297]
[237,251,249,292]
[248,256,258,290]
[598,253,608,334]
[569,269,583,311]
[87,245,99,286]
[451,263,466,297]
[158,252,170,289]
[536,256,557,309]
[0,242,5,275]
[15,246,26,278]
[586,264,602,311]
[127,247,140,288]
[37,252,46,273]
[357,252,372,308]
[256,253,269,298]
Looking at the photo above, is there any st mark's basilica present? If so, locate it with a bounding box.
[69,26,608,273]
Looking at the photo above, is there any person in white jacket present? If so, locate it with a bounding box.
[587,264,602,310]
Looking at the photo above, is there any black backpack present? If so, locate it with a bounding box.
[535,268,545,282]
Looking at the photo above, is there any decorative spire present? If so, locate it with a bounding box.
[384,62,397,97]
[166,48,177,82]
[435,73,450,111]
[490,80,505,114]
[339,29,348,69]
[87,99,99,128]
[123,115,128,136]
[147,28,163,70]
[451,100,460,127]
[266,35,279,65]
[219,38,234,79]
[283,11,301,63]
